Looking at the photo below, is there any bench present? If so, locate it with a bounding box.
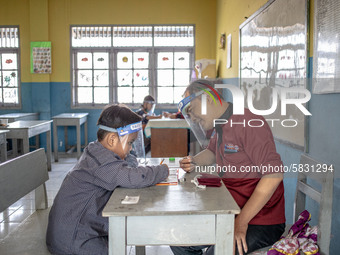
[0,148,51,255]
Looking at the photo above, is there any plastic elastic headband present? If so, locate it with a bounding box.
[178,89,208,115]
[98,121,142,136]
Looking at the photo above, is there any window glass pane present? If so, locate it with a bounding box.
[93,52,109,69]
[117,52,132,69]
[94,70,109,86]
[134,69,149,86]
[157,70,173,86]
[118,87,132,103]
[113,26,152,47]
[72,27,112,47]
[117,70,132,86]
[174,87,186,103]
[78,87,93,103]
[94,87,109,104]
[3,88,18,103]
[77,53,92,69]
[157,52,173,68]
[133,87,149,104]
[77,70,93,86]
[174,70,190,86]
[2,71,17,87]
[133,52,149,68]
[158,87,173,103]
[1,53,17,70]
[174,52,190,68]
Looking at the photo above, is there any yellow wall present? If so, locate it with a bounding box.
[216,0,314,78]
[0,0,217,82]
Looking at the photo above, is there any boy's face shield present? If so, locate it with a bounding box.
[145,101,156,115]
[98,122,145,159]
[178,92,210,148]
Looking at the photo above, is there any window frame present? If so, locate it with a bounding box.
[70,24,195,109]
[0,26,21,109]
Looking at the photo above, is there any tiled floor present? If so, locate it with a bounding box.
[0,155,173,255]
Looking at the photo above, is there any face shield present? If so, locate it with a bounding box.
[98,122,145,161]
[178,90,211,148]
[144,100,156,115]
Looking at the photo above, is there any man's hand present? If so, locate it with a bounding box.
[234,217,248,255]
[179,156,196,172]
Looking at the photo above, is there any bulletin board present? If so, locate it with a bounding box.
[30,41,52,74]
[239,0,308,150]
[313,0,340,94]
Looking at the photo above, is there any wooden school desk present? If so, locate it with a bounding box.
[102,158,240,255]
[0,120,53,170]
[144,119,190,157]
[0,130,9,162]
[0,112,39,122]
[0,112,40,151]
[52,113,88,161]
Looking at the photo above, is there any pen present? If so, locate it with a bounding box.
[160,158,165,165]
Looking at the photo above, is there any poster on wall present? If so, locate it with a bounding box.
[30,41,52,74]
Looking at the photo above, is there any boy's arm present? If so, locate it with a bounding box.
[125,152,138,167]
[93,161,169,190]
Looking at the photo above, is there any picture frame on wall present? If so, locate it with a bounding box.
[30,41,52,74]
[219,33,226,49]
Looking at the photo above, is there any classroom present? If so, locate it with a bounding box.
[0,0,339,254]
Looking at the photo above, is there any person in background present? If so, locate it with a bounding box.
[136,95,162,153]
[46,104,169,255]
[136,95,162,125]
[163,111,184,119]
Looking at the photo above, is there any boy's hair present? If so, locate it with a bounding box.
[97,104,142,141]
[185,79,223,98]
[143,95,155,103]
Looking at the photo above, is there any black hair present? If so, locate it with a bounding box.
[185,79,223,99]
[97,104,142,141]
[143,95,155,102]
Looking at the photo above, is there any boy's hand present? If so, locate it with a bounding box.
[179,156,195,173]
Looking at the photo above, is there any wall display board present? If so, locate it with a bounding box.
[239,0,308,150]
[30,41,52,74]
[313,0,340,94]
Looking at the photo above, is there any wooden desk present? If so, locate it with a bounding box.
[103,158,240,255]
[0,121,53,170]
[0,113,39,122]
[52,113,88,161]
[0,113,40,152]
[144,119,190,157]
[0,130,9,162]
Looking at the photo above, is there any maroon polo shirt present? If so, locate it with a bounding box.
[207,107,285,225]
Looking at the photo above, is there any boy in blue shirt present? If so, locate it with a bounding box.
[46,104,169,255]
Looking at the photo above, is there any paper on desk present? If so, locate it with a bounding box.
[121,195,140,204]
[156,167,185,186]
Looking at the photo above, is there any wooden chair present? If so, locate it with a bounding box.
[250,154,334,255]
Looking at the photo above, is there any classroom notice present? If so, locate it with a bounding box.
[30,41,52,74]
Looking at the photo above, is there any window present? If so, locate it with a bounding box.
[71,25,195,107]
[0,27,20,107]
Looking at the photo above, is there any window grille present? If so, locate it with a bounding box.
[71,25,195,107]
[0,26,20,107]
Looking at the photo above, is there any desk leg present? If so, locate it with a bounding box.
[84,121,88,147]
[76,123,81,159]
[53,122,58,162]
[1,141,7,162]
[23,137,29,155]
[109,217,126,255]
[215,215,234,255]
[136,246,146,255]
[46,130,52,171]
